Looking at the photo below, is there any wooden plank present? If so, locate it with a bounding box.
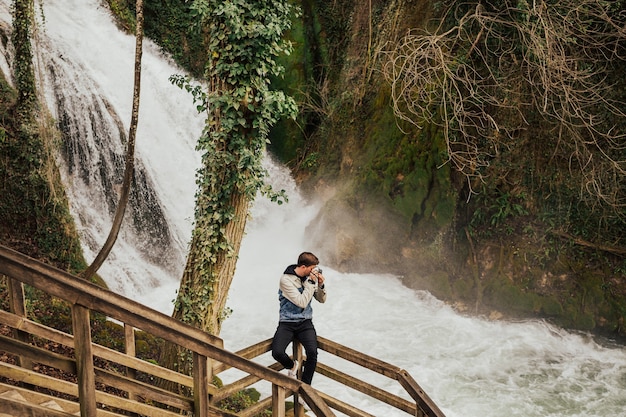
[0,334,75,374]
[0,309,199,389]
[233,338,272,360]
[212,338,272,374]
[124,323,137,402]
[193,352,208,417]
[317,391,377,417]
[0,361,186,417]
[298,383,336,417]
[317,336,402,378]
[272,384,286,417]
[7,278,32,371]
[94,367,192,411]
[316,362,416,414]
[213,363,283,402]
[72,304,97,417]
[0,362,79,397]
[93,341,196,388]
[0,396,76,417]
[0,334,192,411]
[397,369,446,417]
[7,277,26,317]
[0,381,121,417]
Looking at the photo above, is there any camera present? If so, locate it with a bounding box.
[313,267,323,275]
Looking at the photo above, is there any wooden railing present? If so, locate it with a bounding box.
[0,245,445,417]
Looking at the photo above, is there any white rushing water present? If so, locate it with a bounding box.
[27,0,202,300]
[2,1,626,416]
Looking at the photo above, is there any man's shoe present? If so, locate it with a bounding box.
[288,360,298,378]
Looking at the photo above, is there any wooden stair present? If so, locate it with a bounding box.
[0,382,81,416]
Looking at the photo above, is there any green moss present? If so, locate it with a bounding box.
[452,277,475,302]
[483,278,542,314]
[576,313,597,331]
[269,2,309,163]
[554,295,597,331]
[0,32,89,277]
[427,270,453,299]
[538,296,563,316]
[393,168,430,218]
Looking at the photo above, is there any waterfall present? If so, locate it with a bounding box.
[23,0,202,306]
[1,1,626,416]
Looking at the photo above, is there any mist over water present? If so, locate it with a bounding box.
[3,1,626,416]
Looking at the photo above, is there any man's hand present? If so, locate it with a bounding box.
[312,270,325,287]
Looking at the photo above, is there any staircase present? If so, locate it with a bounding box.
[0,245,446,417]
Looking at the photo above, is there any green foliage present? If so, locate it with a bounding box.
[170,0,298,327]
[106,0,136,33]
[217,388,269,415]
[12,0,37,115]
[301,151,320,169]
[0,5,87,274]
[470,189,529,231]
[106,0,207,76]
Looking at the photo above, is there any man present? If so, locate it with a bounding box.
[271,251,326,385]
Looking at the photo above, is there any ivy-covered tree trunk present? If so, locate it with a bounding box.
[13,0,36,116]
[175,189,249,336]
[161,0,297,378]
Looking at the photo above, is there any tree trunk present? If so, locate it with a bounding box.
[177,191,250,336]
[82,0,144,281]
[13,0,36,116]
[159,0,297,384]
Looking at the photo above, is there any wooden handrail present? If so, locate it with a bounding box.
[0,244,445,416]
[318,335,446,417]
[0,246,300,390]
[0,244,314,416]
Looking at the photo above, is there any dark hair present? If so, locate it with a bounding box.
[297,252,319,267]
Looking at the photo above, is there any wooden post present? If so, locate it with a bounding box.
[72,304,97,416]
[7,278,32,370]
[292,339,305,416]
[295,398,306,417]
[272,383,286,417]
[124,324,137,403]
[397,369,446,417]
[193,352,208,417]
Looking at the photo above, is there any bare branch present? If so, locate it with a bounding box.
[382,0,626,208]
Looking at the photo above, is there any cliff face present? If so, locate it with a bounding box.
[269,0,626,341]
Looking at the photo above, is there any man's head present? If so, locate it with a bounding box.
[297,252,319,267]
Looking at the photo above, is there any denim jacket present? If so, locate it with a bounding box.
[278,264,327,322]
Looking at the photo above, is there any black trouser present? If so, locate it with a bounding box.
[271,319,318,385]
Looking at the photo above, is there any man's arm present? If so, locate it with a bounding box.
[279,275,317,308]
[312,270,327,303]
